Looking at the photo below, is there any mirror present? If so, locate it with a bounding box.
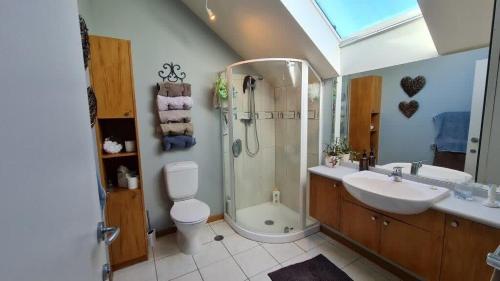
[339,49,491,187]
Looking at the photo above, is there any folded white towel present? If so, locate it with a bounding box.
[157,95,193,111]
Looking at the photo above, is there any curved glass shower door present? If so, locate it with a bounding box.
[222,59,322,241]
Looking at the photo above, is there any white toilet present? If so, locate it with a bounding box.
[164,161,210,254]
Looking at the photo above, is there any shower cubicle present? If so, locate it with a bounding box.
[221,58,323,243]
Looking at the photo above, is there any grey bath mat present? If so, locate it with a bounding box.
[268,254,353,281]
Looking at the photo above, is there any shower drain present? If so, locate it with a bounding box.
[264,220,274,225]
[214,235,224,241]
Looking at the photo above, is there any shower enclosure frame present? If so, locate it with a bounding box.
[223,58,323,243]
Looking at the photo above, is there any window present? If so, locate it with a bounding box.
[315,0,421,39]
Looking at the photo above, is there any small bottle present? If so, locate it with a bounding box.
[359,150,369,171]
[369,149,376,167]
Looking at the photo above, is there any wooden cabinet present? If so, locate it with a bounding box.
[380,216,443,281]
[89,35,147,270]
[106,189,148,267]
[440,215,500,281]
[340,200,380,252]
[309,174,341,230]
[348,76,382,158]
[89,36,135,118]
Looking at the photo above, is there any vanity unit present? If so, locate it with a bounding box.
[89,35,148,269]
[309,167,500,281]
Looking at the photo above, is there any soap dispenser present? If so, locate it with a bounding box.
[359,150,369,171]
[368,148,376,167]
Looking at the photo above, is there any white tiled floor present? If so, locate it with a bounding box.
[113,220,401,281]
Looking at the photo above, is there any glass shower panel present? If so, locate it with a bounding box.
[227,61,304,234]
[305,67,321,228]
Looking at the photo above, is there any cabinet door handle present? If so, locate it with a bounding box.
[383,220,390,227]
[124,111,130,117]
[450,220,459,228]
[333,183,337,188]
[371,216,377,221]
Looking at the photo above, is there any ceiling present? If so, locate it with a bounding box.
[182,0,338,78]
[183,0,494,77]
[418,0,494,54]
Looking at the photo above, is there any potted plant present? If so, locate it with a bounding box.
[323,143,338,168]
[334,138,352,163]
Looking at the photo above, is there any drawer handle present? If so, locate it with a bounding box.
[124,111,130,117]
[383,220,390,227]
[333,183,337,188]
[450,220,459,228]
[371,216,377,221]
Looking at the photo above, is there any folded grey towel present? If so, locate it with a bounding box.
[157,95,193,111]
[160,123,193,136]
[158,82,191,97]
[158,110,191,123]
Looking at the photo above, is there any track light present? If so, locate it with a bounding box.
[206,0,216,21]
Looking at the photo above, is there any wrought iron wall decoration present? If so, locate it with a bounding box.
[399,100,419,118]
[400,76,425,97]
[158,62,186,83]
[87,87,97,127]
[79,15,90,69]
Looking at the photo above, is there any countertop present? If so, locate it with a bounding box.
[308,165,500,229]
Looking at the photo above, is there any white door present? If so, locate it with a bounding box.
[0,1,108,280]
[465,59,488,178]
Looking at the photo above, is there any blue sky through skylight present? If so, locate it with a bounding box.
[315,0,420,38]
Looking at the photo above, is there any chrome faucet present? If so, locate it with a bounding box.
[389,167,403,182]
[410,161,424,175]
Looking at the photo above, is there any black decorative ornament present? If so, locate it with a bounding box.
[399,100,419,118]
[88,87,97,127]
[80,15,90,69]
[158,62,186,83]
[400,76,425,97]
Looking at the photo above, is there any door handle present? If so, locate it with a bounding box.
[97,222,120,245]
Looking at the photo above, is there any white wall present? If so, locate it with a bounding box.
[0,1,105,280]
[78,0,241,230]
[340,18,438,75]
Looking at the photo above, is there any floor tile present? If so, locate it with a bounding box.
[307,242,360,269]
[222,234,259,255]
[170,270,203,281]
[249,265,282,281]
[113,260,157,281]
[234,246,279,277]
[342,258,389,281]
[262,243,304,263]
[279,252,312,267]
[199,224,216,244]
[209,220,236,237]
[199,257,246,281]
[294,233,326,251]
[156,253,197,280]
[192,241,230,268]
[356,258,402,281]
[154,233,180,259]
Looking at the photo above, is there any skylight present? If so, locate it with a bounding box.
[315,0,421,39]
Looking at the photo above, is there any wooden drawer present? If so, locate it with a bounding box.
[340,199,381,252]
[309,173,342,230]
[341,186,445,235]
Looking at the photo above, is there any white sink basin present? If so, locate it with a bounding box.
[343,171,450,215]
[380,163,473,184]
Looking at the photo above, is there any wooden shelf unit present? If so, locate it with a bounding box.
[89,35,148,270]
[348,76,382,159]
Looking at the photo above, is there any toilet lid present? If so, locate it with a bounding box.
[170,199,210,223]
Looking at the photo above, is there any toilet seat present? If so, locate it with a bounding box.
[170,199,210,224]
